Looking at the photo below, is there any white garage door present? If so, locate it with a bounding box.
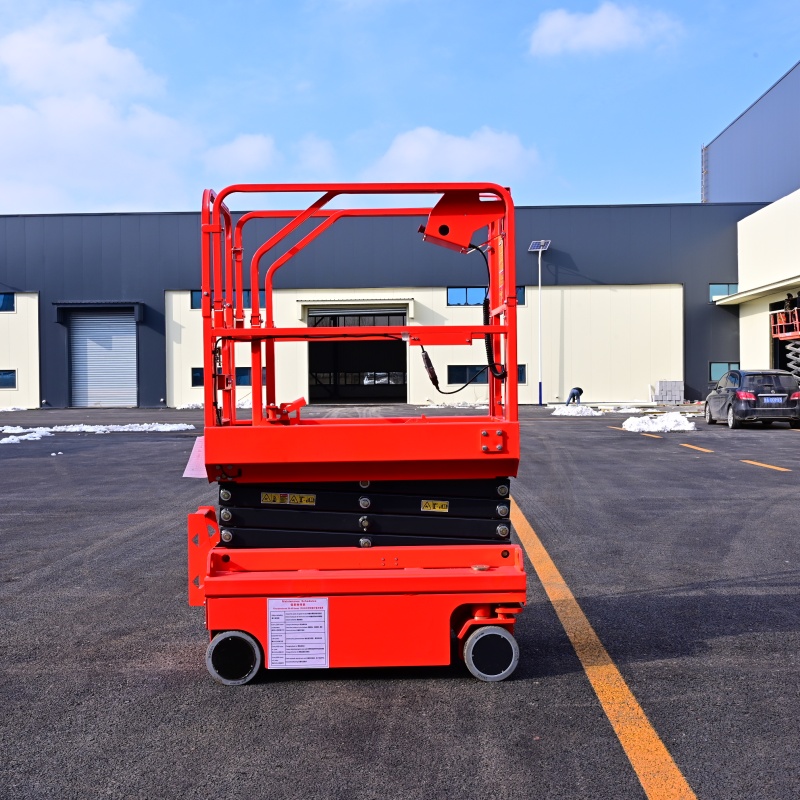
[70,312,137,407]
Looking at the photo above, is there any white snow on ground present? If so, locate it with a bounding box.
[423,402,490,409]
[551,404,603,417]
[0,423,195,444]
[0,407,26,412]
[605,406,646,414]
[177,402,203,410]
[622,412,696,433]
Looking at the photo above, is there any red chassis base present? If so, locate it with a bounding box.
[189,507,527,683]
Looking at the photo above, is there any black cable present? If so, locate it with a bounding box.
[468,243,507,381]
[420,346,489,395]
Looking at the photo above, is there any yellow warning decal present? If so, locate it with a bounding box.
[289,493,316,506]
[261,492,316,506]
[421,500,449,513]
[262,492,289,504]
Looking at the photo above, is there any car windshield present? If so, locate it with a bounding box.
[742,373,798,392]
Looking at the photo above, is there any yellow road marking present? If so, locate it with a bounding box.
[607,426,626,431]
[641,433,662,439]
[680,444,714,453]
[510,501,697,800]
[740,459,791,472]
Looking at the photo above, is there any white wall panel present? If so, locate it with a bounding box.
[0,292,40,409]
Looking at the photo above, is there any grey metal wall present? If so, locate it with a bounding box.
[0,201,764,406]
[703,60,800,202]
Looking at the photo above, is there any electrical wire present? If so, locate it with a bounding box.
[468,243,507,381]
[420,345,489,395]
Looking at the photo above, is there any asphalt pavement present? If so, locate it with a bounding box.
[1,404,798,799]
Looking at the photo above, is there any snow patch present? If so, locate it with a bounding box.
[0,422,195,444]
[622,412,696,433]
[551,405,603,417]
[423,402,490,409]
[0,407,26,412]
[176,403,203,410]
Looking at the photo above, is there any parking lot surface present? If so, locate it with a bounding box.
[1,405,798,799]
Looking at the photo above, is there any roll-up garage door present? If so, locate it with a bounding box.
[70,311,137,407]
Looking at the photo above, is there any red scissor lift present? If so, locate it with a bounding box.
[188,183,527,684]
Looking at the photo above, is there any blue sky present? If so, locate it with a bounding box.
[0,0,798,213]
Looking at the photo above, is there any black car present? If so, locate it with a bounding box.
[705,369,800,429]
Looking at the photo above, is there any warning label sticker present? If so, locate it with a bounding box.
[267,597,329,669]
[421,500,450,513]
[261,492,316,506]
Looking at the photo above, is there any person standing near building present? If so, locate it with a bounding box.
[784,293,795,313]
[566,387,583,405]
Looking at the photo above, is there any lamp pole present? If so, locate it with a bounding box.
[538,248,543,406]
[528,240,550,406]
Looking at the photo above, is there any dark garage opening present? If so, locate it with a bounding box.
[309,340,407,403]
[306,307,408,403]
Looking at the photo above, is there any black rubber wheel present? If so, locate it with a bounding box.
[727,405,741,429]
[704,404,715,425]
[205,631,262,685]
[463,626,519,682]
[761,420,774,427]
[790,420,800,429]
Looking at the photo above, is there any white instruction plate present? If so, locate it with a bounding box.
[267,597,330,669]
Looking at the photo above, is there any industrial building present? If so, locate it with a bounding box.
[1,60,798,411]
[703,59,800,380]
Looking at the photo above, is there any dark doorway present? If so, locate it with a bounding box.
[309,340,407,402]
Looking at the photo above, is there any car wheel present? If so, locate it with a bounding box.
[704,404,715,424]
[761,420,773,427]
[727,405,741,429]
[790,420,800,429]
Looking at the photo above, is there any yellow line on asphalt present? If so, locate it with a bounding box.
[607,426,626,431]
[641,433,662,439]
[740,459,791,472]
[680,444,714,453]
[510,501,697,800]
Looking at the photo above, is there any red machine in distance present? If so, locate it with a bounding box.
[188,183,527,683]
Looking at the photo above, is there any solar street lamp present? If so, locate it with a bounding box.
[528,240,551,406]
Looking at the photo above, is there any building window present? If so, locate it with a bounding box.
[0,369,17,389]
[709,283,738,302]
[309,311,406,327]
[710,362,738,381]
[447,365,489,385]
[0,293,15,312]
[191,367,203,387]
[447,287,526,306]
[191,289,266,310]
[235,367,252,386]
[447,364,527,385]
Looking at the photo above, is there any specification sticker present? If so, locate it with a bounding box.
[267,598,329,669]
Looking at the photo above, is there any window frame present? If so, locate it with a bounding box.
[0,369,18,389]
[446,286,526,307]
[709,283,738,303]
[709,361,739,382]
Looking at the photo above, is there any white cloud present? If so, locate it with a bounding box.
[0,3,161,98]
[530,2,682,56]
[202,134,279,178]
[0,2,198,212]
[293,134,337,176]
[362,126,538,184]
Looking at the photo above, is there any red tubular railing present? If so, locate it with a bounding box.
[199,183,518,482]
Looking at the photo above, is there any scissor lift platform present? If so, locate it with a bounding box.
[188,182,527,683]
